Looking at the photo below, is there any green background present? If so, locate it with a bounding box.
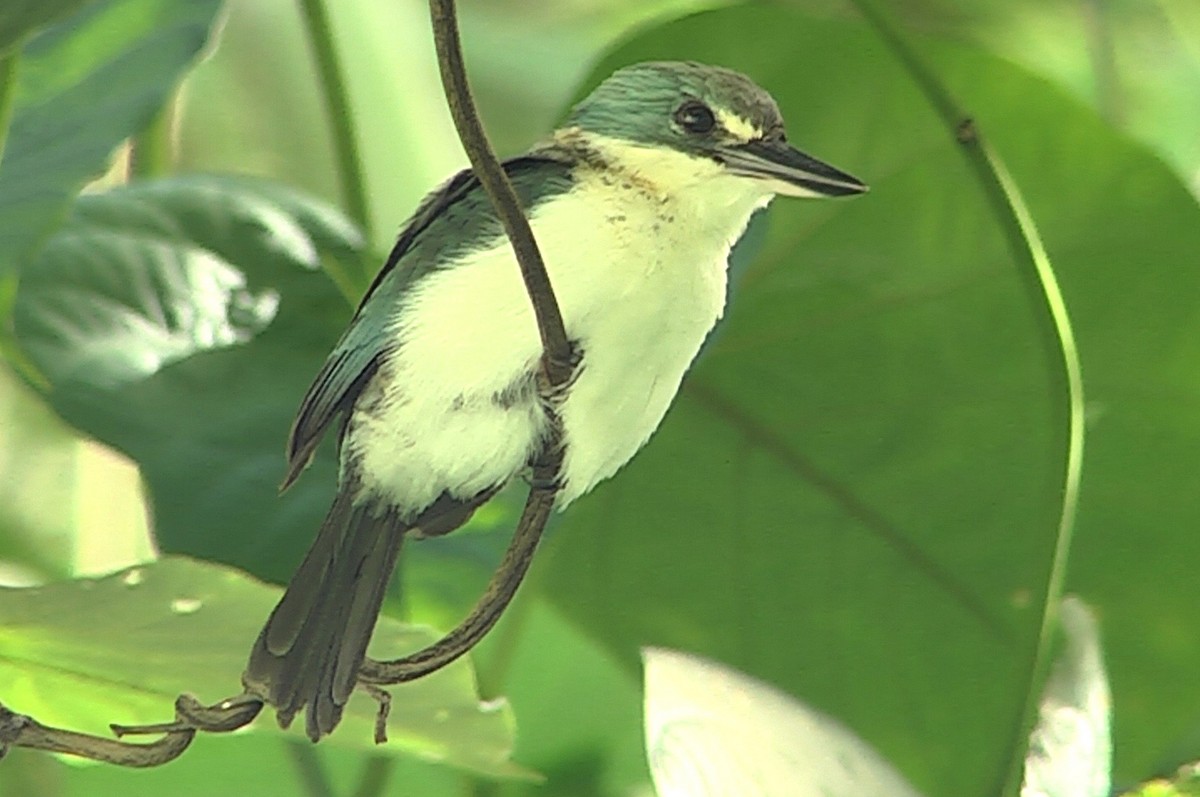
[0,0,1197,795]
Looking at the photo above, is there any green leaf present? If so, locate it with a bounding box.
[473,596,650,795]
[57,735,474,797]
[0,368,82,580]
[535,5,1200,796]
[14,174,363,581]
[0,0,222,279]
[1122,766,1200,797]
[0,556,526,777]
[928,25,1200,786]
[0,0,88,55]
[869,0,1200,201]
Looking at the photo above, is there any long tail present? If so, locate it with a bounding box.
[243,489,407,741]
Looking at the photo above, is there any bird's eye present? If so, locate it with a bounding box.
[674,100,716,135]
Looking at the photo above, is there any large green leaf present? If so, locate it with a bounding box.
[532,5,1200,796]
[7,3,1197,795]
[0,0,89,55]
[0,556,524,776]
[930,37,1200,783]
[874,0,1200,200]
[13,174,362,581]
[472,597,650,796]
[0,0,222,278]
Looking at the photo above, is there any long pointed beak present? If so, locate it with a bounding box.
[717,139,868,198]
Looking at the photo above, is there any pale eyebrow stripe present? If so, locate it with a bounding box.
[714,107,762,142]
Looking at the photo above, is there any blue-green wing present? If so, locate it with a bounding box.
[281,154,574,489]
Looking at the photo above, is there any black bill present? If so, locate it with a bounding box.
[718,139,868,198]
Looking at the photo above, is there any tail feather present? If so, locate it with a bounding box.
[244,489,407,741]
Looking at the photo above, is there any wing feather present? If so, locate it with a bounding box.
[281,153,574,489]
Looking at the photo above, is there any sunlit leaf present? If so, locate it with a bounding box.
[18,226,278,389]
[873,0,1200,196]
[1119,765,1200,797]
[0,556,526,777]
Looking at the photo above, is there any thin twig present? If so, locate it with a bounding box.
[426,0,574,386]
[0,692,262,767]
[1,702,194,768]
[111,693,263,737]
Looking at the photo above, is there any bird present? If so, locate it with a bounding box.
[242,60,867,742]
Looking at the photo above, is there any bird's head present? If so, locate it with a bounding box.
[562,61,867,201]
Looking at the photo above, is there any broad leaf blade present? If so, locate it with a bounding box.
[932,33,1200,784]
[0,0,222,278]
[0,556,525,776]
[14,175,361,580]
[544,8,1056,795]
[540,6,1200,795]
[17,226,278,389]
[0,0,89,55]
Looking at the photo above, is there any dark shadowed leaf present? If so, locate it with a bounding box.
[14,175,364,581]
[934,52,1200,788]
[0,0,88,55]
[535,5,1200,796]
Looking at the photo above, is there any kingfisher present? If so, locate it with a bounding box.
[243,60,867,741]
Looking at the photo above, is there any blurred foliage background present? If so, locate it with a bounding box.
[0,0,1197,796]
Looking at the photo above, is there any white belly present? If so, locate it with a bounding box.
[346,164,773,513]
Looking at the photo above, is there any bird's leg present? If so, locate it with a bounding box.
[536,339,583,406]
[356,346,571,746]
[523,339,577,493]
[359,683,391,744]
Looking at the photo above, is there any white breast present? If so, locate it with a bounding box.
[347,141,774,514]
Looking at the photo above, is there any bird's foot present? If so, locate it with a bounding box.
[537,340,583,405]
[360,683,391,744]
[525,466,562,492]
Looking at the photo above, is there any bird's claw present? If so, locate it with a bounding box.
[537,341,583,405]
